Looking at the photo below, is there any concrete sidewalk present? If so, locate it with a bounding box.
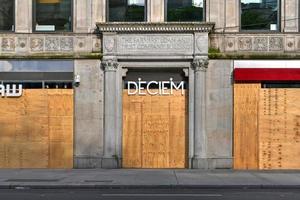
[0,169,299,189]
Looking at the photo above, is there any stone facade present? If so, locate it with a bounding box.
[0,0,299,169]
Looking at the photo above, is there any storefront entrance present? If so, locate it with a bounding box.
[0,89,73,168]
[122,70,188,168]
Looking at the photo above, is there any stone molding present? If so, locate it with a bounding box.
[192,57,209,72]
[97,22,215,33]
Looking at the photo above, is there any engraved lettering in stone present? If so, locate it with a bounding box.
[119,35,193,53]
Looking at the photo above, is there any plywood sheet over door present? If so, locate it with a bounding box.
[259,89,300,170]
[0,89,73,168]
[233,84,260,170]
[123,90,187,168]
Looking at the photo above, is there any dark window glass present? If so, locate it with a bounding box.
[0,0,14,31]
[241,0,279,31]
[109,0,146,22]
[34,0,72,32]
[167,0,204,22]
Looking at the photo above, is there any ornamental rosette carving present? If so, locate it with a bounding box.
[192,57,209,72]
[101,58,119,72]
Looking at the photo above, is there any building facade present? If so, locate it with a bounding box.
[0,0,299,169]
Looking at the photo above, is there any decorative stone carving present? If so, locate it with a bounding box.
[225,37,236,52]
[253,37,268,51]
[104,37,115,52]
[238,37,252,51]
[269,37,283,51]
[286,37,295,52]
[192,57,209,72]
[30,38,44,52]
[18,38,27,49]
[2,38,15,52]
[117,34,193,54]
[45,37,60,51]
[102,58,119,72]
[60,37,74,51]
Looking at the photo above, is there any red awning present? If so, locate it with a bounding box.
[234,68,300,82]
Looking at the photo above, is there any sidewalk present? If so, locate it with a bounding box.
[0,169,299,189]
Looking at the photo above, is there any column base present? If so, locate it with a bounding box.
[74,156,102,169]
[101,157,120,169]
[192,157,232,169]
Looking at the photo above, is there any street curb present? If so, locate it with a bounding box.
[1,185,300,190]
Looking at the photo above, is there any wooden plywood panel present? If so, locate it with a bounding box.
[122,90,187,169]
[259,89,300,169]
[0,89,73,169]
[233,84,260,170]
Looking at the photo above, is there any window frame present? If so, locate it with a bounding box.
[106,0,148,22]
[164,0,206,22]
[239,0,281,32]
[0,0,15,32]
[32,0,74,33]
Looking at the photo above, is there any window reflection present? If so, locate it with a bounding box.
[34,0,72,32]
[0,0,14,31]
[167,0,204,22]
[241,0,279,31]
[109,0,146,22]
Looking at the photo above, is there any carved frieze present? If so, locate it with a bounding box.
[45,37,60,51]
[269,37,283,51]
[253,37,268,51]
[2,38,15,52]
[60,37,74,51]
[30,38,44,52]
[238,37,252,51]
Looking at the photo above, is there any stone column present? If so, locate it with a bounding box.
[101,58,120,168]
[283,0,299,32]
[192,57,209,169]
[15,0,32,33]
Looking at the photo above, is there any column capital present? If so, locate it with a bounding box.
[192,57,209,72]
[101,58,119,72]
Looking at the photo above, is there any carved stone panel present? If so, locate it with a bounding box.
[45,37,60,51]
[30,38,44,52]
[2,38,15,52]
[253,37,268,51]
[60,37,74,51]
[117,34,194,55]
[238,37,252,51]
[269,37,283,51]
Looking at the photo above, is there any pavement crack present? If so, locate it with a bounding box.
[173,171,179,185]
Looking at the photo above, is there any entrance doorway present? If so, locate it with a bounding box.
[122,69,188,168]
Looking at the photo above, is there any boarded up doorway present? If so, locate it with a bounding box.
[122,69,188,168]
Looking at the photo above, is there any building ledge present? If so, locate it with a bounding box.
[96,22,215,33]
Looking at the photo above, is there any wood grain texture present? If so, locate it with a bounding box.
[0,89,73,169]
[122,90,187,169]
[259,89,300,170]
[233,84,260,170]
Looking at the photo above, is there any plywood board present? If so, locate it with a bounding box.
[233,84,260,169]
[259,89,300,169]
[123,90,187,168]
[0,89,73,169]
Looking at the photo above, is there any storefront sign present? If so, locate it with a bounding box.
[0,84,23,97]
[127,78,185,95]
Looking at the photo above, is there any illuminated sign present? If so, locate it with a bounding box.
[0,84,23,97]
[127,78,185,95]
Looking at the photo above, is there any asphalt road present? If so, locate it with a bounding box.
[0,188,300,200]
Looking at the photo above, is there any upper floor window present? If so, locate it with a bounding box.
[166,0,205,22]
[0,0,14,31]
[34,0,72,32]
[241,0,279,31]
[108,0,146,22]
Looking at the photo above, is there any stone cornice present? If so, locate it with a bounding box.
[96,22,215,33]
